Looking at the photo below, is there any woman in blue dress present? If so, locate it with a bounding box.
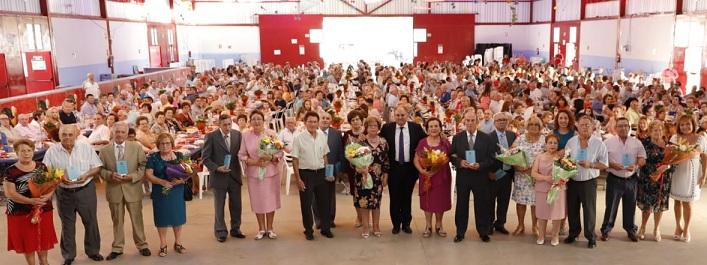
[145,133,187,257]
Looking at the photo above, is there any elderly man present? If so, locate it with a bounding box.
[13,113,43,142]
[80,94,99,119]
[87,113,110,146]
[83,73,100,98]
[43,125,104,265]
[278,117,298,154]
[98,122,151,260]
[313,111,344,228]
[489,112,516,235]
[59,99,79,125]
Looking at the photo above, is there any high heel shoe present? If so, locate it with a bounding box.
[512,226,525,236]
[638,227,646,240]
[373,231,383,237]
[255,230,267,240]
[550,237,560,246]
[536,237,545,245]
[158,246,167,257]
[267,230,278,239]
[654,229,661,242]
[173,244,186,254]
[682,231,691,243]
[674,227,683,240]
[362,231,370,239]
[436,227,448,237]
[422,227,432,238]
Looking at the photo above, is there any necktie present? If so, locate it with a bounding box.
[224,134,230,150]
[499,133,510,170]
[398,127,405,162]
[117,144,124,160]
[468,133,474,150]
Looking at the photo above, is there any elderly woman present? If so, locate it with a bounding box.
[238,110,283,240]
[342,110,367,226]
[511,116,545,236]
[352,116,389,238]
[532,135,565,246]
[145,133,188,257]
[135,116,156,151]
[164,107,184,133]
[637,121,673,242]
[414,117,452,238]
[2,139,57,265]
[669,114,707,243]
[151,111,170,135]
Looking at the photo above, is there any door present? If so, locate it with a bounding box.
[24,51,55,93]
[149,46,162,67]
[0,54,8,98]
[551,23,580,69]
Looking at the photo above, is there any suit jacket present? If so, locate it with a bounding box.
[99,141,147,203]
[450,130,499,186]
[489,129,517,177]
[379,121,427,164]
[202,128,243,186]
[323,127,345,172]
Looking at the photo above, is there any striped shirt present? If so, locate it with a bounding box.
[43,141,103,188]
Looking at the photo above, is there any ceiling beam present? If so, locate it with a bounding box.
[338,0,366,15]
[367,0,393,15]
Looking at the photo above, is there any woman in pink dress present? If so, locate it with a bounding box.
[414,117,452,238]
[532,134,566,246]
[238,110,283,240]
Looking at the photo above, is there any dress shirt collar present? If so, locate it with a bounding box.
[397,122,408,130]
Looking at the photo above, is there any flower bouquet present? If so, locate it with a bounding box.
[547,150,577,204]
[651,138,699,182]
[495,144,529,168]
[28,165,63,224]
[345,143,374,189]
[163,157,195,195]
[419,147,449,195]
[257,136,285,180]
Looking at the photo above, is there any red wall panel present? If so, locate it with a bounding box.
[413,14,475,64]
[259,15,323,66]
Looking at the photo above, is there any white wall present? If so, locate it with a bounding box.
[475,24,550,60]
[619,15,675,73]
[555,0,581,22]
[580,19,619,71]
[51,17,110,86]
[177,25,261,67]
[110,21,149,74]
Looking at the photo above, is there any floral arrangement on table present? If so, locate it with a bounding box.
[547,149,577,204]
[418,147,449,195]
[333,100,344,114]
[28,165,63,224]
[651,138,699,182]
[163,157,195,195]
[345,143,374,189]
[257,136,285,180]
[195,115,208,133]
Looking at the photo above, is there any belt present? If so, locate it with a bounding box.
[300,168,324,172]
[60,181,92,193]
[608,172,637,180]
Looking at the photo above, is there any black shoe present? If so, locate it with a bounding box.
[230,230,246,239]
[321,230,334,238]
[63,259,74,265]
[304,232,314,241]
[454,235,464,243]
[331,222,337,228]
[217,236,227,242]
[139,248,152,256]
[480,235,491,242]
[495,226,510,235]
[588,240,597,248]
[88,254,104,261]
[628,233,638,242]
[600,233,609,241]
[402,226,413,234]
[106,252,122,260]
[564,237,577,244]
[392,227,401,234]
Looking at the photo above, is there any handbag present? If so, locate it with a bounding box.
[183,177,194,201]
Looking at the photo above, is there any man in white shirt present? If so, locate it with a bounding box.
[292,111,332,240]
[13,113,43,142]
[43,124,104,264]
[82,73,100,99]
[88,113,110,145]
[278,117,298,154]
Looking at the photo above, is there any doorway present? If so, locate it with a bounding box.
[673,17,705,94]
[550,22,580,69]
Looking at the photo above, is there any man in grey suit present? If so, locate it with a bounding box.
[313,111,344,228]
[489,112,517,235]
[202,114,245,242]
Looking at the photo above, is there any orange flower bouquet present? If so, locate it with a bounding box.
[419,148,449,195]
[652,138,700,182]
[28,165,63,224]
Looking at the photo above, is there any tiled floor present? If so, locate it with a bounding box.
[1,181,704,265]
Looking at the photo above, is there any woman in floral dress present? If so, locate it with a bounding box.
[637,121,673,242]
[352,117,389,238]
[511,116,545,236]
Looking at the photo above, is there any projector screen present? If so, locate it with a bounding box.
[320,17,414,67]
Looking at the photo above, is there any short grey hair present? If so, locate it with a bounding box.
[58,124,79,135]
[112,121,129,133]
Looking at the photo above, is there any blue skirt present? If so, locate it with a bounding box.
[151,184,187,228]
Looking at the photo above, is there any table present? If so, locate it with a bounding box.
[0,148,48,171]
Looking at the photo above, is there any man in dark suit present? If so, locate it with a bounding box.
[380,106,426,234]
[202,114,245,242]
[313,111,344,228]
[489,112,516,235]
[451,109,499,243]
